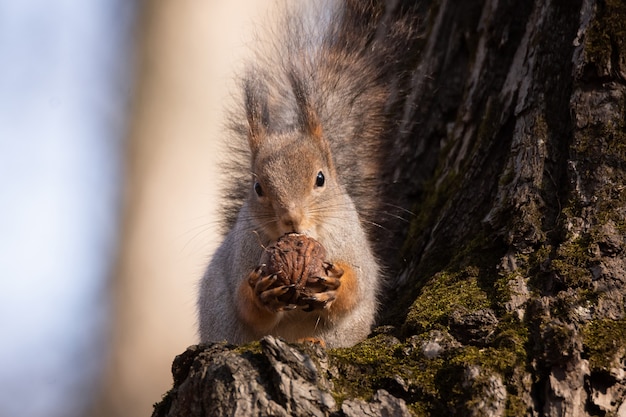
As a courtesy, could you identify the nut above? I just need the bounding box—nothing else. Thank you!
[259,233,327,304]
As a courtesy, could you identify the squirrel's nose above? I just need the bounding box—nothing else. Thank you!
[279,207,303,233]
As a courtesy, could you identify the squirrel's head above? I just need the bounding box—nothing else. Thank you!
[244,73,338,241]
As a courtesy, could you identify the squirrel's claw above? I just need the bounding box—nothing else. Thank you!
[253,273,279,293]
[306,275,341,293]
[300,291,337,311]
[250,268,299,312]
[248,264,267,287]
[323,262,344,278]
[257,283,295,312]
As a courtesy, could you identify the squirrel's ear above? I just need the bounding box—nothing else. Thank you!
[288,69,323,140]
[244,78,269,155]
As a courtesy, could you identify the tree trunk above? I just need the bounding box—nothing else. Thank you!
[152,0,626,415]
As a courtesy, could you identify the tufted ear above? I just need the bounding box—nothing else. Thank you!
[288,68,323,140]
[244,78,270,156]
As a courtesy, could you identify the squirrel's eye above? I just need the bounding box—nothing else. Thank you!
[315,171,325,187]
[254,182,264,197]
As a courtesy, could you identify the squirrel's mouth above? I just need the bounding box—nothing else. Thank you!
[274,213,316,241]
[277,229,317,241]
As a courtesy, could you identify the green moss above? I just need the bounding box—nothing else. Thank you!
[329,334,402,402]
[571,0,626,240]
[329,333,447,414]
[452,346,514,373]
[434,344,527,415]
[573,122,626,163]
[449,327,529,416]
[549,236,593,289]
[403,268,491,335]
[529,245,551,271]
[506,395,529,417]
[329,305,531,415]
[407,402,430,417]
[494,316,530,358]
[584,0,626,76]
[582,318,626,371]
[233,340,262,355]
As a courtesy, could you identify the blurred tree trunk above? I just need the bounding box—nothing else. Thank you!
[152,0,626,416]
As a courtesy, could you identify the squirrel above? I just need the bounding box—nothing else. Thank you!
[198,0,419,348]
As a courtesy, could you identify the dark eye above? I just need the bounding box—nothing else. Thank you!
[254,182,264,197]
[315,171,325,187]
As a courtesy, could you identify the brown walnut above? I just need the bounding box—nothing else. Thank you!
[259,233,329,306]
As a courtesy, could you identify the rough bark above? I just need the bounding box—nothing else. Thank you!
[153,0,626,415]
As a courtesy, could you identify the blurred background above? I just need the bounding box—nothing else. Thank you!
[0,0,278,416]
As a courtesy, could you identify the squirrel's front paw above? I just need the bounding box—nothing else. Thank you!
[248,266,298,312]
[299,262,344,311]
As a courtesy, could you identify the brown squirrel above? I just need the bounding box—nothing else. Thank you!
[198,0,418,348]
